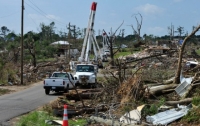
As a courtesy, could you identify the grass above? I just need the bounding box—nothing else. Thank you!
[16,111,57,126]
[181,97,200,124]
[196,49,200,55]
[113,48,140,59]
[69,118,87,126]
[114,51,132,59]
[16,110,87,126]
[181,106,200,124]
[0,88,10,96]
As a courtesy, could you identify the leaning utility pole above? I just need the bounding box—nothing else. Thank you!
[20,0,24,84]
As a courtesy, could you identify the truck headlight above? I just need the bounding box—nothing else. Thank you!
[91,74,96,78]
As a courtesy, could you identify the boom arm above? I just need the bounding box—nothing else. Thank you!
[79,2,97,62]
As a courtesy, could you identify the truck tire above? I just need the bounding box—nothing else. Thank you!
[64,85,69,93]
[94,79,97,88]
[45,89,50,95]
[91,79,97,88]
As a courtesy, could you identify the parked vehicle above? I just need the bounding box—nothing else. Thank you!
[43,71,75,95]
[74,64,98,88]
[104,50,110,56]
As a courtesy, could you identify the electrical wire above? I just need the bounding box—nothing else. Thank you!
[24,0,67,27]
[0,11,20,19]
[25,11,38,29]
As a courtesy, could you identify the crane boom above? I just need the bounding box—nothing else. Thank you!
[79,2,97,62]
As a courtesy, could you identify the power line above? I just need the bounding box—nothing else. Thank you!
[25,11,38,28]
[25,0,67,27]
[0,11,20,18]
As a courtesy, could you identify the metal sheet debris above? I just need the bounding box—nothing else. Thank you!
[119,105,145,124]
[146,104,192,125]
[175,76,193,97]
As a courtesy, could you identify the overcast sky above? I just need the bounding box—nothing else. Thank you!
[1,0,200,37]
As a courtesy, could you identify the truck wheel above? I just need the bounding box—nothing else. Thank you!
[91,82,97,88]
[45,89,50,95]
[64,85,69,93]
[92,84,97,88]
[93,79,97,88]
[64,89,68,93]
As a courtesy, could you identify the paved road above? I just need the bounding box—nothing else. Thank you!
[0,81,59,125]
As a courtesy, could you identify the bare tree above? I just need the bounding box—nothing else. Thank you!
[175,26,184,37]
[103,21,124,66]
[24,31,37,67]
[168,23,174,41]
[174,25,200,84]
[118,29,125,38]
[129,13,143,42]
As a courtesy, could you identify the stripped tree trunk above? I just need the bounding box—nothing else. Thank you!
[174,25,200,84]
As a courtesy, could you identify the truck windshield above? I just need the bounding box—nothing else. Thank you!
[52,73,69,78]
[76,65,94,72]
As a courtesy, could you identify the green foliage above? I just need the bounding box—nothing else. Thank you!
[0,60,17,84]
[16,111,57,126]
[182,106,200,123]
[196,49,200,55]
[119,48,127,52]
[44,45,58,57]
[129,47,141,53]
[16,110,87,126]
[181,97,200,124]
[142,98,165,116]
[114,51,132,59]
[192,88,200,97]
[24,54,32,61]
[68,118,87,126]
[142,104,158,116]
[7,41,20,51]
[192,97,200,106]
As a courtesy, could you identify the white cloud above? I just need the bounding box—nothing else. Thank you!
[135,4,163,15]
[147,26,166,36]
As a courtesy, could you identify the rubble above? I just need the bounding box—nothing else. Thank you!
[6,42,199,125]
[119,105,145,124]
[146,104,192,125]
[175,76,193,97]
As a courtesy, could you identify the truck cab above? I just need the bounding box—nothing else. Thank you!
[74,64,97,88]
[43,71,75,95]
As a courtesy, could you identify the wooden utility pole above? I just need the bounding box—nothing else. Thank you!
[168,23,174,41]
[20,0,24,84]
[67,23,77,63]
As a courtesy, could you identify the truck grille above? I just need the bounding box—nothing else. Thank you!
[79,75,89,80]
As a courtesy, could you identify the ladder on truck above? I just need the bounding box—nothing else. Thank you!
[78,2,102,65]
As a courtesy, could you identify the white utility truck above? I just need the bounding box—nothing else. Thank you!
[74,64,98,88]
[43,71,75,95]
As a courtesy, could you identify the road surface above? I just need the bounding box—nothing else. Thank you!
[0,81,59,125]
